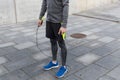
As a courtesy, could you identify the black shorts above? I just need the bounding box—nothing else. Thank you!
[46,21,63,40]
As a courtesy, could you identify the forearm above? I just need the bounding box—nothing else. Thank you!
[61,0,69,28]
[39,0,47,20]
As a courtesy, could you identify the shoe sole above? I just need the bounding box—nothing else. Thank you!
[56,69,68,78]
[44,65,59,70]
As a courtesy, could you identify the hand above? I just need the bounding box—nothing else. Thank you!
[37,19,43,27]
[58,27,67,34]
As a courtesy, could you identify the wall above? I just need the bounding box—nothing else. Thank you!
[0,0,16,24]
[0,0,119,25]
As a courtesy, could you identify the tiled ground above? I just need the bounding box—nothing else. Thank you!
[0,4,120,80]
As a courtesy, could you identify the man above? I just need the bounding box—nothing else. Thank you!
[38,0,69,78]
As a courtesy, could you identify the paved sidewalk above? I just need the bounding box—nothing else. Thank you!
[0,3,120,80]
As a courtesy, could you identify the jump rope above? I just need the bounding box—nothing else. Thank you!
[36,26,43,53]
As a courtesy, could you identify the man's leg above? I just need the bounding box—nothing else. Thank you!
[50,39,58,61]
[51,22,67,66]
[58,39,67,66]
[56,38,68,78]
[43,21,59,70]
[50,22,68,78]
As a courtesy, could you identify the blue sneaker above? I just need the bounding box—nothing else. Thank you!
[43,61,59,70]
[56,66,68,78]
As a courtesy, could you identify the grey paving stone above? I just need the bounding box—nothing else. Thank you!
[5,49,33,61]
[66,60,85,76]
[41,50,52,57]
[107,34,120,39]
[66,52,77,60]
[0,35,8,41]
[3,57,36,72]
[30,72,56,80]
[75,64,108,80]
[32,52,49,61]
[91,45,113,57]
[75,53,101,65]
[10,27,25,31]
[98,75,116,80]
[21,29,34,33]
[22,61,47,77]
[24,32,35,36]
[0,49,9,56]
[90,43,100,47]
[65,74,82,80]
[14,42,35,50]
[107,65,120,80]
[118,39,120,41]
[0,42,15,48]
[0,40,2,43]
[105,28,119,34]
[8,36,17,40]
[68,27,89,33]
[95,55,120,70]
[66,44,75,50]
[111,49,120,58]
[25,37,36,43]
[67,39,89,48]
[98,37,115,43]
[36,42,51,51]
[0,37,12,42]
[0,30,10,35]
[67,24,83,31]
[0,65,8,76]
[86,35,99,40]
[105,41,120,51]
[4,32,19,36]
[38,38,49,44]
[70,46,92,56]
[4,37,18,42]
[26,46,41,54]
[84,40,106,49]
[12,37,31,44]
[0,70,29,80]
[0,57,7,65]
[66,38,80,45]
[81,31,93,35]
[2,46,18,54]
[89,28,102,33]
[0,31,5,34]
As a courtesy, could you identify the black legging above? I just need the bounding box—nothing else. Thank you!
[50,39,67,66]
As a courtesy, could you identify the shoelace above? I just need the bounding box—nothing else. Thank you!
[59,67,65,72]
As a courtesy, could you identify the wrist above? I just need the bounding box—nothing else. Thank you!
[39,16,44,21]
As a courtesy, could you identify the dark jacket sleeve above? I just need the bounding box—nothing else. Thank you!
[61,0,69,28]
[39,0,47,20]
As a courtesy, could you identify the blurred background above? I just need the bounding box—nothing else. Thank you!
[0,0,119,25]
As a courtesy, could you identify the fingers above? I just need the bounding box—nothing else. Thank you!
[38,22,40,27]
[58,30,61,34]
[37,20,43,27]
[61,31,64,34]
[58,29,64,35]
[58,29,63,35]
[38,23,42,27]
[58,27,66,35]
